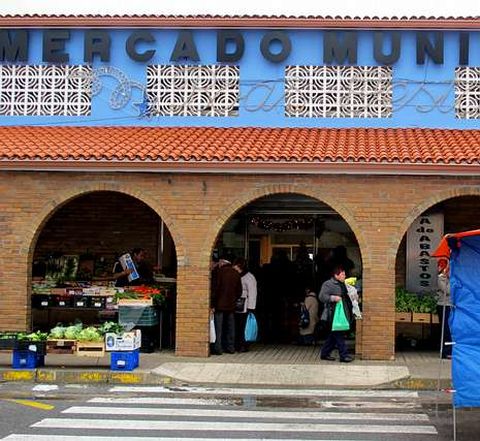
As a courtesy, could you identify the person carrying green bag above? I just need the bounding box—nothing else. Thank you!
[318,265,354,363]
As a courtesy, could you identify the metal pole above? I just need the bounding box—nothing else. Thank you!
[453,403,457,441]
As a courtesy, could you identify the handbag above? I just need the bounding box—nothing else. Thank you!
[209,313,216,343]
[332,301,350,331]
[244,312,258,342]
[235,297,246,313]
[299,302,310,328]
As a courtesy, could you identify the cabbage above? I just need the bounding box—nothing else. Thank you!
[49,325,66,339]
[77,327,102,342]
[64,324,82,340]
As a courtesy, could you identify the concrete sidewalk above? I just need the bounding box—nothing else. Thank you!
[0,346,451,390]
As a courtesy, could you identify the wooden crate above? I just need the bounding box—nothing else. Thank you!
[76,341,105,357]
[431,313,440,324]
[395,312,412,323]
[47,339,76,354]
[412,313,431,323]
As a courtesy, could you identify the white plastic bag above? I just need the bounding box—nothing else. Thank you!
[209,313,216,343]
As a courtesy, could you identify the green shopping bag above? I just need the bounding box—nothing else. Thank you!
[332,301,350,331]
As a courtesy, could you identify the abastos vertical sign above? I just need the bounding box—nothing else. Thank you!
[406,213,444,293]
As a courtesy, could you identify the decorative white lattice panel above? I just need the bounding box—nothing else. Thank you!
[285,65,392,118]
[146,65,239,117]
[0,65,92,116]
[455,67,480,119]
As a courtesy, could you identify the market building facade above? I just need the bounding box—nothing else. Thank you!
[1,15,480,359]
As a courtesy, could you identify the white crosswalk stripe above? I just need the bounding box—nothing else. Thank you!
[1,387,439,440]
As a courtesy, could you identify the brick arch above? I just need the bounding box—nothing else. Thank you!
[202,184,367,268]
[22,182,185,270]
[390,186,480,262]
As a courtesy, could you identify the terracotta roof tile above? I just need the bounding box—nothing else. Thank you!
[1,126,480,168]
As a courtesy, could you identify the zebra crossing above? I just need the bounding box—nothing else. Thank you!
[1,386,439,440]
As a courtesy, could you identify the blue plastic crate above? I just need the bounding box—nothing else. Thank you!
[110,349,139,371]
[12,350,44,369]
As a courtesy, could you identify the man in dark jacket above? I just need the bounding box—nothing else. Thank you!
[318,265,354,363]
[211,255,242,355]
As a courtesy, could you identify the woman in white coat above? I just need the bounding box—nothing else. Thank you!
[233,257,258,352]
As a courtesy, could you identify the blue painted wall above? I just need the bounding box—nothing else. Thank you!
[2,28,480,129]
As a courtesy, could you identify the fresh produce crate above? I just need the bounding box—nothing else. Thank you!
[31,294,51,308]
[76,341,105,357]
[395,312,412,323]
[47,339,77,354]
[12,350,45,369]
[14,340,47,355]
[110,349,139,371]
[119,306,159,327]
[0,333,17,350]
[431,313,440,324]
[412,313,431,323]
[52,295,73,307]
[73,296,89,308]
[88,296,107,309]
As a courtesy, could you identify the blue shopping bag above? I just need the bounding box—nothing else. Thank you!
[244,312,258,342]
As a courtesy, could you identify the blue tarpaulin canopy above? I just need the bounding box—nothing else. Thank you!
[433,230,480,408]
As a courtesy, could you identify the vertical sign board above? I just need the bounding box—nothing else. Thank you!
[406,213,444,293]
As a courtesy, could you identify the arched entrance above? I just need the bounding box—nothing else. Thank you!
[394,195,480,354]
[30,191,177,350]
[212,193,362,352]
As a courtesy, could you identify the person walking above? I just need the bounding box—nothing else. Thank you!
[436,258,452,359]
[298,287,319,345]
[211,254,242,355]
[318,265,354,363]
[233,257,257,352]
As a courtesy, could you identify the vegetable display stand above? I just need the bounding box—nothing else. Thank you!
[76,341,105,357]
[47,339,77,354]
[0,334,17,350]
[14,340,47,356]
[395,312,412,323]
[412,313,431,323]
[110,349,139,371]
[12,350,45,369]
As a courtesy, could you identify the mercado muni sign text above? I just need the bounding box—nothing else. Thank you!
[0,29,475,65]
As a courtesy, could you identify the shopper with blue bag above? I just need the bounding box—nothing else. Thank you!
[244,311,258,342]
[318,265,354,363]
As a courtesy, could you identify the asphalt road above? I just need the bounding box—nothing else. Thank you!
[0,383,477,440]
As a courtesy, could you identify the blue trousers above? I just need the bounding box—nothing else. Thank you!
[214,311,235,354]
[321,331,349,359]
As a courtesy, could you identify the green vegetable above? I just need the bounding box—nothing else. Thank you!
[64,324,83,340]
[98,321,124,335]
[395,287,437,313]
[49,325,66,339]
[77,327,102,342]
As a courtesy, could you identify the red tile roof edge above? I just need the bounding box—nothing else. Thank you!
[0,126,479,176]
[0,15,479,29]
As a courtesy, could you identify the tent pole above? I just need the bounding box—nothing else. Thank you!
[436,303,447,417]
[453,403,457,441]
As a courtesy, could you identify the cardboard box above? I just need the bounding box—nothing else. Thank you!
[119,253,140,283]
[105,330,142,352]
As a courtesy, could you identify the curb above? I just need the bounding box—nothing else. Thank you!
[0,368,174,385]
[0,368,451,390]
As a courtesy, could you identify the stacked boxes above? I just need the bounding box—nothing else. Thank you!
[105,330,142,371]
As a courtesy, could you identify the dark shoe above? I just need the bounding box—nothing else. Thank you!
[320,355,335,361]
[225,349,235,354]
[239,347,249,353]
[340,356,354,363]
[211,350,223,355]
